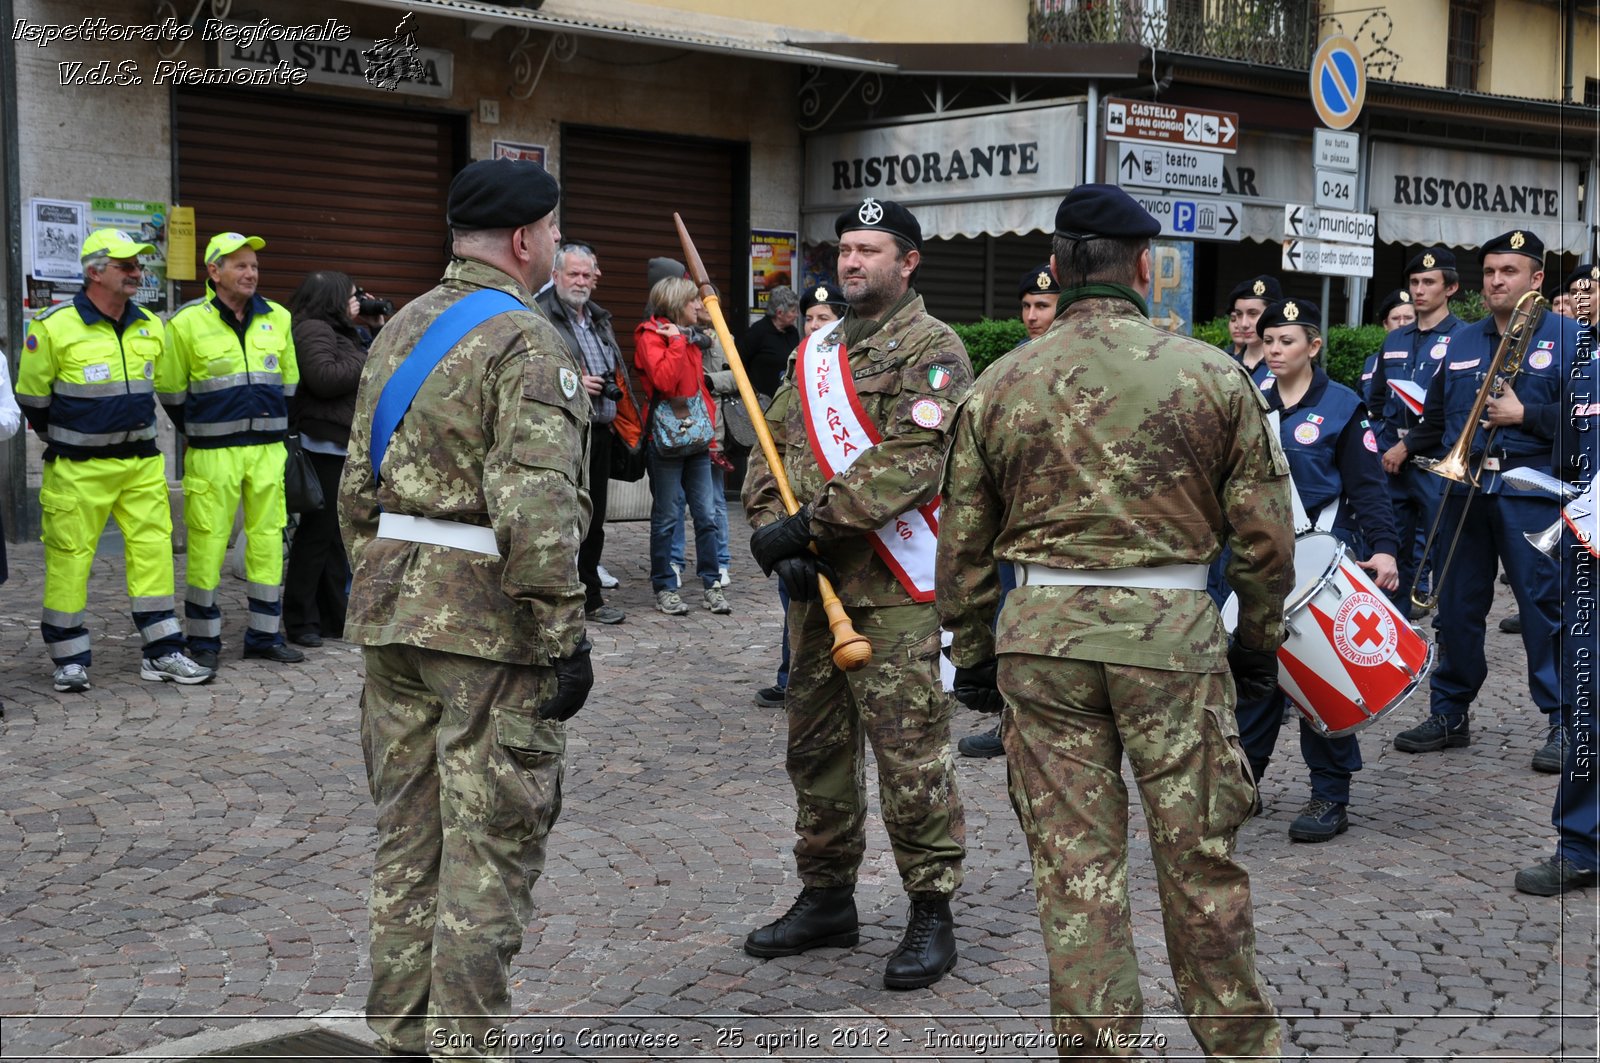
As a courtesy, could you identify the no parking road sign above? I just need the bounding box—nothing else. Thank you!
[1310,36,1366,131]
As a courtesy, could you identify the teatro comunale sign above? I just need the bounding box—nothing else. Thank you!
[801,101,1085,243]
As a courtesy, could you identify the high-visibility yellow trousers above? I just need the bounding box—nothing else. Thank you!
[183,442,288,652]
[39,454,181,666]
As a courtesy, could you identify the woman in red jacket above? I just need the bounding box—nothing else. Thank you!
[634,277,731,616]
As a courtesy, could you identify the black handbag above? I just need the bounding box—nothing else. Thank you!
[284,434,326,514]
[608,425,647,483]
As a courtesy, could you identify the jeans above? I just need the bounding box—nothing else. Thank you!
[648,448,720,593]
[672,462,731,572]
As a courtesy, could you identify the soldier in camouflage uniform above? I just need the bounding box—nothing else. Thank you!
[937,185,1292,1058]
[742,197,970,990]
[339,159,593,1060]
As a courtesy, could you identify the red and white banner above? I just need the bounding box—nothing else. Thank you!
[795,319,940,601]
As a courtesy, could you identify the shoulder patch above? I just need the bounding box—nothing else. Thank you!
[522,353,589,418]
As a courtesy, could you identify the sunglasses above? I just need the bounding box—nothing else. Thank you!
[108,260,143,274]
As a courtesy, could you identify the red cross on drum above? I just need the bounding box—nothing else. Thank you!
[1273,533,1437,738]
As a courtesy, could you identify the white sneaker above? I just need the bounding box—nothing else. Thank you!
[52,663,90,692]
[716,566,732,588]
[140,651,216,685]
[597,564,619,589]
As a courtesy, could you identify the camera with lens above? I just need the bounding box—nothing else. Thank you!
[601,379,624,401]
[355,289,395,317]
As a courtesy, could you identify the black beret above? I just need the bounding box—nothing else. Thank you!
[1227,275,1282,306]
[1258,297,1321,334]
[1566,263,1600,291]
[1479,229,1545,264]
[1376,289,1413,322]
[447,159,560,230]
[799,282,847,313]
[835,197,922,250]
[1053,183,1160,240]
[1018,263,1062,299]
[1406,246,1456,275]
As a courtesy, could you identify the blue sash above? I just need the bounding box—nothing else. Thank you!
[369,289,523,480]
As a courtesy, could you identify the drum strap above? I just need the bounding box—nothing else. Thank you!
[1268,411,1339,536]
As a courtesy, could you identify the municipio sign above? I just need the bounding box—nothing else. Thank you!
[1104,97,1239,154]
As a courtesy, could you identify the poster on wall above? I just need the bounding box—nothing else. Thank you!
[750,229,798,313]
[491,141,547,165]
[28,198,88,283]
[89,198,170,313]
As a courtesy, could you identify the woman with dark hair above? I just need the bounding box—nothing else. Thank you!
[284,270,368,646]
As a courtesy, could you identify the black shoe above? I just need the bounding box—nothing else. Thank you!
[243,643,306,664]
[1532,723,1569,774]
[754,685,787,707]
[1499,614,1523,634]
[957,725,1004,759]
[884,892,958,990]
[1393,714,1470,753]
[1288,798,1349,842]
[289,631,324,647]
[189,649,219,671]
[1515,854,1599,896]
[743,886,858,957]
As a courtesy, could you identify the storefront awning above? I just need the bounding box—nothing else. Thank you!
[339,0,898,71]
[801,101,1084,244]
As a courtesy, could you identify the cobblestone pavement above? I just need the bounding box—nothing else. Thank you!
[0,519,1595,1061]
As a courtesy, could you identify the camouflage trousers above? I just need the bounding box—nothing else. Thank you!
[784,600,965,895]
[1000,653,1282,1061]
[361,643,566,1061]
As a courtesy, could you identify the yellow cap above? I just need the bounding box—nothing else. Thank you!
[81,228,155,262]
[204,231,266,264]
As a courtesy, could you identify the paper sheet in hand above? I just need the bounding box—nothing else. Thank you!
[1387,378,1427,416]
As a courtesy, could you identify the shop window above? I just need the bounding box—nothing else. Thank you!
[1446,0,1485,91]
[1586,77,1600,107]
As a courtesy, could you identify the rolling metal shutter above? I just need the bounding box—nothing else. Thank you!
[174,90,462,309]
[557,125,748,331]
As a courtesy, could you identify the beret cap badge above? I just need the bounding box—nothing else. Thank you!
[1252,279,1266,296]
[1400,291,1411,301]
[1036,271,1051,289]
[1511,231,1526,250]
[1422,253,1435,268]
[1284,301,1300,321]
[857,198,884,225]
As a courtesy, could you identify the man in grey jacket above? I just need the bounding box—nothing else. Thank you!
[536,242,630,625]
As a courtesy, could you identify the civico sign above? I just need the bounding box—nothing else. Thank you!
[1129,192,1242,242]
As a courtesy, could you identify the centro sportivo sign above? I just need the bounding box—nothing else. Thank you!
[803,103,1083,241]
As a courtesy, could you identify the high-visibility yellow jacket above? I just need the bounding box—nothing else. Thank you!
[160,292,299,449]
[16,293,164,461]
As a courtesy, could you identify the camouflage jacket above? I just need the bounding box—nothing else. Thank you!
[339,259,591,664]
[936,295,1294,672]
[742,291,973,607]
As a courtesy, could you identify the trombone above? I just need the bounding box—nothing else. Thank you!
[1408,290,1548,614]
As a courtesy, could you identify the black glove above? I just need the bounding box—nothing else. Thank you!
[751,504,815,574]
[538,638,594,722]
[953,660,1004,715]
[773,553,838,603]
[1228,640,1280,705]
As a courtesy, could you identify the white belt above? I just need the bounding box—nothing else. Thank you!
[376,513,501,558]
[1012,562,1208,591]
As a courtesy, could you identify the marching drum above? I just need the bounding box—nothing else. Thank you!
[1274,533,1436,737]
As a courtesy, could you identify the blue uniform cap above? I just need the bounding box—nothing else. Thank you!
[1259,297,1322,333]
[799,282,846,313]
[1227,275,1282,307]
[1376,288,1412,321]
[1018,263,1062,299]
[1479,229,1545,264]
[1405,246,1456,276]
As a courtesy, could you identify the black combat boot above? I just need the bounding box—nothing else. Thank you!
[883,892,957,989]
[743,886,859,957]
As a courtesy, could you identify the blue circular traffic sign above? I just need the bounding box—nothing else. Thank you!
[1310,36,1366,130]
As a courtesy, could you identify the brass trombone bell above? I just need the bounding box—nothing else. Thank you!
[1525,519,1564,558]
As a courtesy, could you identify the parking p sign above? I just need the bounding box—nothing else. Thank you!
[1310,36,1366,131]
